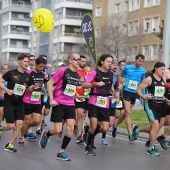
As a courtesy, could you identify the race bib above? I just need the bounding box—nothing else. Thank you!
[154,86,165,97]
[128,80,138,90]
[96,96,107,108]
[13,84,26,96]
[84,88,91,95]
[31,91,41,101]
[111,96,116,104]
[63,84,76,97]
[116,101,123,108]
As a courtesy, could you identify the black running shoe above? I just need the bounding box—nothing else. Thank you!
[4,143,17,152]
[112,128,117,138]
[157,136,168,150]
[91,139,96,149]
[85,145,96,156]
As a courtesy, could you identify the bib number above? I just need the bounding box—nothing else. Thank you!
[116,101,123,108]
[128,80,138,90]
[31,91,41,101]
[154,86,165,97]
[96,96,107,108]
[63,84,76,97]
[13,84,26,96]
[84,88,91,95]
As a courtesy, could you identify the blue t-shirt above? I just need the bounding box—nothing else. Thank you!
[121,64,146,93]
[113,74,119,89]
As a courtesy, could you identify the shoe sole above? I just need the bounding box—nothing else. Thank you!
[130,124,138,141]
[39,130,47,149]
[147,152,160,157]
[56,157,71,161]
[157,138,168,150]
[76,140,84,144]
[85,151,96,156]
[4,148,17,152]
[18,143,24,146]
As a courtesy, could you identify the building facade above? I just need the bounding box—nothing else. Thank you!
[0,0,31,67]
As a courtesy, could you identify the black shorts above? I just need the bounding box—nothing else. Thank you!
[85,100,88,111]
[41,95,51,109]
[3,100,25,123]
[123,90,137,105]
[0,100,4,107]
[161,102,170,117]
[50,104,76,123]
[145,101,161,122]
[88,103,109,122]
[110,108,116,116]
[24,103,42,115]
[75,100,85,110]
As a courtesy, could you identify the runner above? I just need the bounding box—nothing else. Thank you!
[19,57,46,146]
[111,60,126,138]
[101,59,119,145]
[75,55,87,144]
[39,52,80,161]
[82,54,114,156]
[130,62,166,156]
[121,54,146,140]
[0,64,9,125]
[0,54,31,152]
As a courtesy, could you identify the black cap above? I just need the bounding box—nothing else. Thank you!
[151,62,165,73]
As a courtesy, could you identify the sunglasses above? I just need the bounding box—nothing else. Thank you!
[30,59,35,61]
[71,58,80,61]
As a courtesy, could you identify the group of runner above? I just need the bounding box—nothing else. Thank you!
[0,52,170,161]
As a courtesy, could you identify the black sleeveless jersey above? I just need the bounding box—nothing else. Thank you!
[147,74,165,109]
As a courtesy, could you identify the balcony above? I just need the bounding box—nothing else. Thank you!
[55,0,93,10]
[2,45,30,53]
[53,32,85,43]
[2,31,30,40]
[3,18,31,27]
[55,15,82,26]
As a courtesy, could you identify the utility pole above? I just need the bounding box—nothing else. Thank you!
[162,0,170,66]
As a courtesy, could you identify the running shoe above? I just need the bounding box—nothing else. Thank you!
[4,143,17,152]
[85,145,96,156]
[112,126,117,138]
[76,134,84,144]
[27,132,37,139]
[39,130,48,149]
[147,147,160,157]
[18,137,24,146]
[58,131,62,138]
[129,124,139,141]
[145,140,150,147]
[100,138,108,145]
[36,129,42,136]
[24,130,28,138]
[57,152,71,161]
[157,136,168,150]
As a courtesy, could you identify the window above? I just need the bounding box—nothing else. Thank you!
[144,0,151,7]
[153,0,160,5]
[143,45,149,60]
[115,3,121,14]
[95,7,102,17]
[151,45,158,60]
[143,17,159,34]
[129,0,140,11]
[128,20,139,36]
[18,1,24,6]
[124,1,128,12]
[95,29,101,38]
[127,46,138,61]
[142,44,158,60]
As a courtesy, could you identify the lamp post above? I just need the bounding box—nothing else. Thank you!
[162,0,170,66]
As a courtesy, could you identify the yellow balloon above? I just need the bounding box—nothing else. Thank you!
[33,8,54,33]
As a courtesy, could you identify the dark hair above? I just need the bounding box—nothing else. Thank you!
[28,55,35,59]
[39,55,47,58]
[1,64,8,69]
[118,60,126,66]
[135,53,145,60]
[97,54,113,67]
[80,55,86,59]
[36,57,47,65]
[18,54,29,61]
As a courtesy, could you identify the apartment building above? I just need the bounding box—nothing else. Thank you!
[30,0,93,66]
[93,0,166,71]
[0,0,31,67]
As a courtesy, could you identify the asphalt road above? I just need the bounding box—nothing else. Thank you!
[0,119,170,170]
